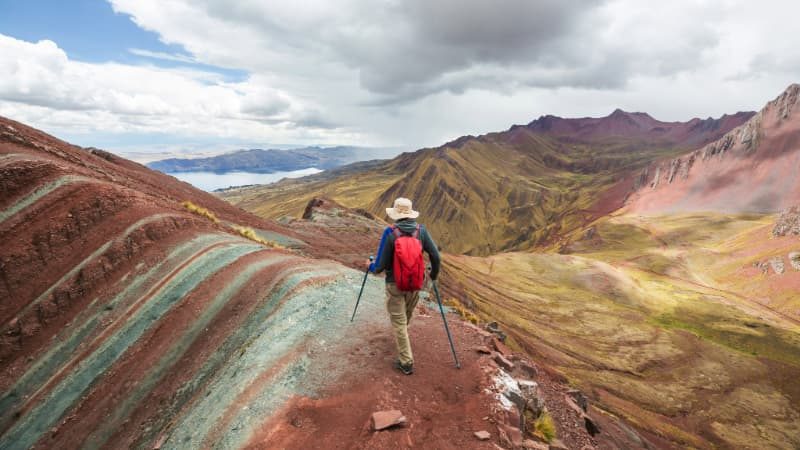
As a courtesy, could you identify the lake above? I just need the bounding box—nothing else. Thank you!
[167,168,323,191]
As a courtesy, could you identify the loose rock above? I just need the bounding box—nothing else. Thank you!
[769,256,785,274]
[519,360,539,378]
[473,345,493,354]
[491,337,513,357]
[523,439,549,450]
[773,206,800,236]
[474,430,491,440]
[485,321,508,342]
[566,389,588,412]
[789,252,800,271]
[494,353,515,371]
[371,410,407,431]
[498,424,523,447]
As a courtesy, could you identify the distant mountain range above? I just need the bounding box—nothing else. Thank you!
[147,146,398,173]
[222,107,754,255]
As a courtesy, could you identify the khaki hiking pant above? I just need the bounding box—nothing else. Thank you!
[385,282,420,366]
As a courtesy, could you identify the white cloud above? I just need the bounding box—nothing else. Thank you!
[128,48,198,64]
[1,1,799,151]
[0,33,358,149]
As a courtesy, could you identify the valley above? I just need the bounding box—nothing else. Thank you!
[220,85,800,448]
[443,212,800,448]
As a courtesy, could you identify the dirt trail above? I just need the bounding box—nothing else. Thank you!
[248,290,497,450]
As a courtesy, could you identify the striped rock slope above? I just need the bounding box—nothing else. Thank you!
[0,117,387,449]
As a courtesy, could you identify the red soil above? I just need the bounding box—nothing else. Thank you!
[247,306,600,450]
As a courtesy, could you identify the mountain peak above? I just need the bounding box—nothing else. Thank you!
[608,108,628,117]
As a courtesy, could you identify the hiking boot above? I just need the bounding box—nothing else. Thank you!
[394,360,414,375]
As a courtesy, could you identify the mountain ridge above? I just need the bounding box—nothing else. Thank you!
[147,146,396,174]
[625,84,800,213]
[222,107,753,255]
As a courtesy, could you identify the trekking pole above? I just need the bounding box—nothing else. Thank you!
[350,255,374,322]
[432,280,461,369]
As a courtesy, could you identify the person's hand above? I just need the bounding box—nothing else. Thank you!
[366,259,373,272]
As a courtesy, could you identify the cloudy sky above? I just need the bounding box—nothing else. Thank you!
[1,0,798,155]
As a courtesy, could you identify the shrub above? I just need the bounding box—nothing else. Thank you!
[444,298,480,324]
[182,201,218,223]
[534,411,557,443]
[233,226,282,248]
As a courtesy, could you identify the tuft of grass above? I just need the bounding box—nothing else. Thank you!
[233,225,283,248]
[182,200,219,223]
[444,298,480,324]
[533,410,557,443]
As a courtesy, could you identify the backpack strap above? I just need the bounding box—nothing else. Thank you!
[392,224,422,240]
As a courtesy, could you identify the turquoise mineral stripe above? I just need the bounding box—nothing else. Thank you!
[0,234,236,430]
[83,254,291,449]
[165,269,342,448]
[0,175,92,224]
[0,242,263,450]
[1,213,177,332]
[136,268,331,447]
[209,273,386,449]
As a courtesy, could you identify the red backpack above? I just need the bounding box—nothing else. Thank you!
[392,225,425,291]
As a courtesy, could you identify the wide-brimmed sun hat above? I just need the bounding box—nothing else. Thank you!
[386,197,419,220]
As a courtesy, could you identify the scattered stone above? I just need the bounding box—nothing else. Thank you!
[753,260,768,274]
[523,440,549,450]
[498,424,523,447]
[152,434,167,450]
[566,389,588,412]
[564,394,601,437]
[473,345,493,354]
[485,321,508,342]
[371,410,407,431]
[773,206,800,236]
[769,256,785,274]
[497,425,511,448]
[518,380,544,417]
[474,430,491,440]
[504,407,522,430]
[584,414,601,437]
[492,337,513,357]
[466,321,495,337]
[564,395,584,416]
[549,439,569,450]
[494,353,515,371]
[519,360,539,378]
[789,252,800,271]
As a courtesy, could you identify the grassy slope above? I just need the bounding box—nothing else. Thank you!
[221,128,690,256]
[442,213,800,449]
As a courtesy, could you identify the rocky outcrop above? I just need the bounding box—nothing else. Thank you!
[627,84,800,214]
[790,252,800,271]
[774,206,800,236]
[769,256,786,275]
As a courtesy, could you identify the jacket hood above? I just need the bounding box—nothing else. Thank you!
[394,219,419,234]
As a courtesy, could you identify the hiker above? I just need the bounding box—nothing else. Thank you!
[369,197,441,375]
